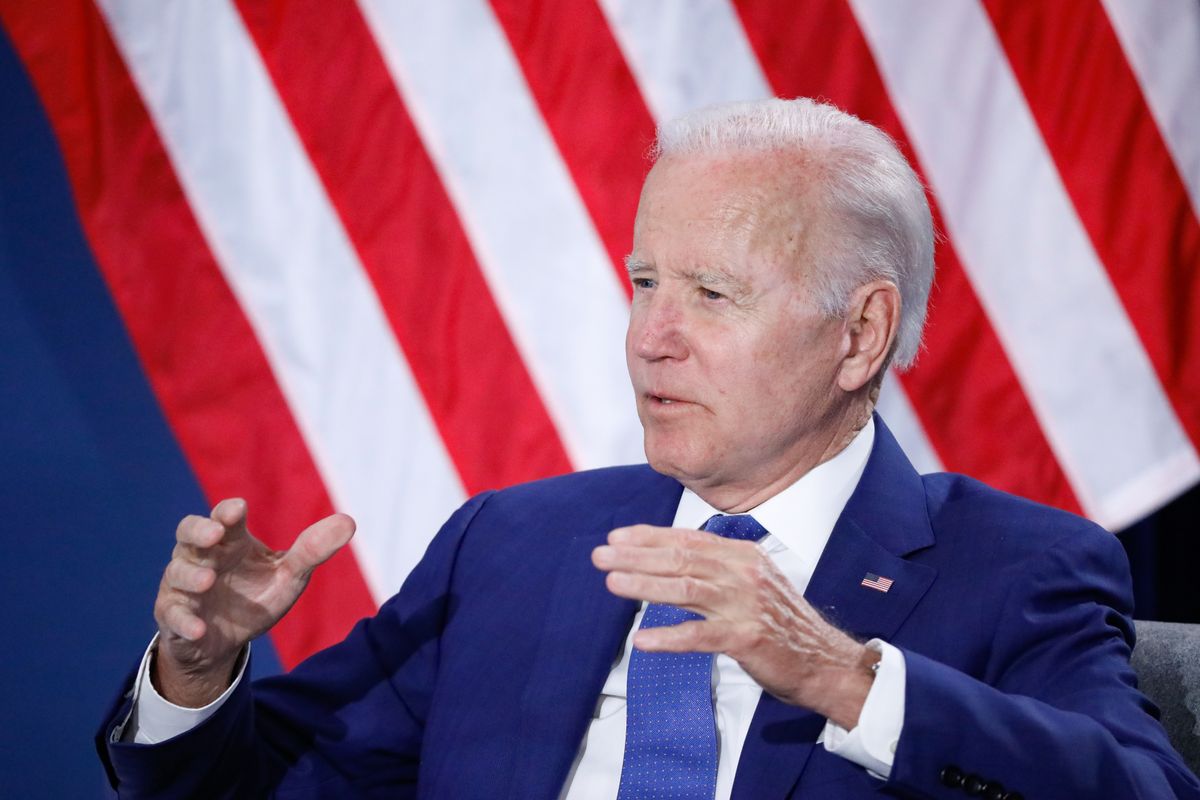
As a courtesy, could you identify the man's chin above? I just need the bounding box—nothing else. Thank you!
[643,444,712,487]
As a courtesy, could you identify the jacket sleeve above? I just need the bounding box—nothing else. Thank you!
[886,526,1200,800]
[95,491,494,799]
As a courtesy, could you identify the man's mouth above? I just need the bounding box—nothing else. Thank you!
[648,393,685,406]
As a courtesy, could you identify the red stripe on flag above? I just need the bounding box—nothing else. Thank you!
[734,0,1083,513]
[489,0,657,297]
[234,0,574,493]
[984,0,1200,450]
[0,0,375,667]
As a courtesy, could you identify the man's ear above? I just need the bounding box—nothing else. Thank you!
[837,280,901,392]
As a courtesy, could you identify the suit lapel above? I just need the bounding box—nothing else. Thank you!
[732,417,937,799]
[511,468,683,800]
[804,516,936,642]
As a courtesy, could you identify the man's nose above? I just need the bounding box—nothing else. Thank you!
[629,294,688,361]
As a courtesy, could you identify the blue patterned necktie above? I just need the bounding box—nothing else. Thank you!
[616,514,768,800]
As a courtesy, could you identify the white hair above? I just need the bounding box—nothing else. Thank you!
[654,97,934,369]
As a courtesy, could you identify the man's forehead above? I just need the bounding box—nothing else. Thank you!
[632,155,823,275]
[638,153,820,227]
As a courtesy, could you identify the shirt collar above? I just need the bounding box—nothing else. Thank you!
[671,418,875,568]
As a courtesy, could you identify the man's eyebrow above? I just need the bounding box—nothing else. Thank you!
[625,256,653,276]
[624,258,749,296]
[680,267,752,300]
[683,267,739,287]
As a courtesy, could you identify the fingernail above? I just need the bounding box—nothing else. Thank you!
[609,528,630,543]
[593,545,614,566]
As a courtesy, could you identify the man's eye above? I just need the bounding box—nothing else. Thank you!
[632,277,656,290]
[701,288,724,301]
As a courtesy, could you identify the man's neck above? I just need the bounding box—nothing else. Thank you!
[693,403,874,513]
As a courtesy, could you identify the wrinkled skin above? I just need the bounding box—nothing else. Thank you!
[153,498,354,707]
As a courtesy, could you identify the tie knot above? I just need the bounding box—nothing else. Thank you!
[701,513,767,542]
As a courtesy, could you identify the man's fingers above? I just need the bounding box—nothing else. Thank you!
[164,558,216,594]
[157,601,207,642]
[283,513,356,577]
[593,542,740,578]
[210,497,250,542]
[605,570,723,612]
[176,514,225,549]
[633,619,724,653]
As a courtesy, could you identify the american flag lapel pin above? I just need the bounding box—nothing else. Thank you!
[860,572,894,593]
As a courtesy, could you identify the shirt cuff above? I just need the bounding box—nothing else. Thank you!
[820,639,905,779]
[119,634,249,744]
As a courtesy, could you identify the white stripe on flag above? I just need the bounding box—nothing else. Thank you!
[97,0,467,601]
[357,0,643,471]
[850,0,1200,528]
[596,0,772,121]
[1102,0,1200,220]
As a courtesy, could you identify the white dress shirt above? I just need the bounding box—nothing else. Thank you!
[115,634,248,744]
[122,419,905,796]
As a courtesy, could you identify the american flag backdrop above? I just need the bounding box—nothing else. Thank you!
[0,2,1197,793]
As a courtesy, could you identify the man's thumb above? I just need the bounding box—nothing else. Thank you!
[286,513,356,577]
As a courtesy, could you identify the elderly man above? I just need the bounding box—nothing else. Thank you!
[99,98,1199,799]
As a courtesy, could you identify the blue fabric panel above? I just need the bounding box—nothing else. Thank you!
[0,21,282,799]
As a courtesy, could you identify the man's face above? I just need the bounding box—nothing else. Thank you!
[625,153,849,505]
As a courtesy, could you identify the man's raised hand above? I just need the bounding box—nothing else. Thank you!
[152,498,355,707]
[592,524,877,730]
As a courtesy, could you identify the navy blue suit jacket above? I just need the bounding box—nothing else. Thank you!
[99,418,1200,798]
